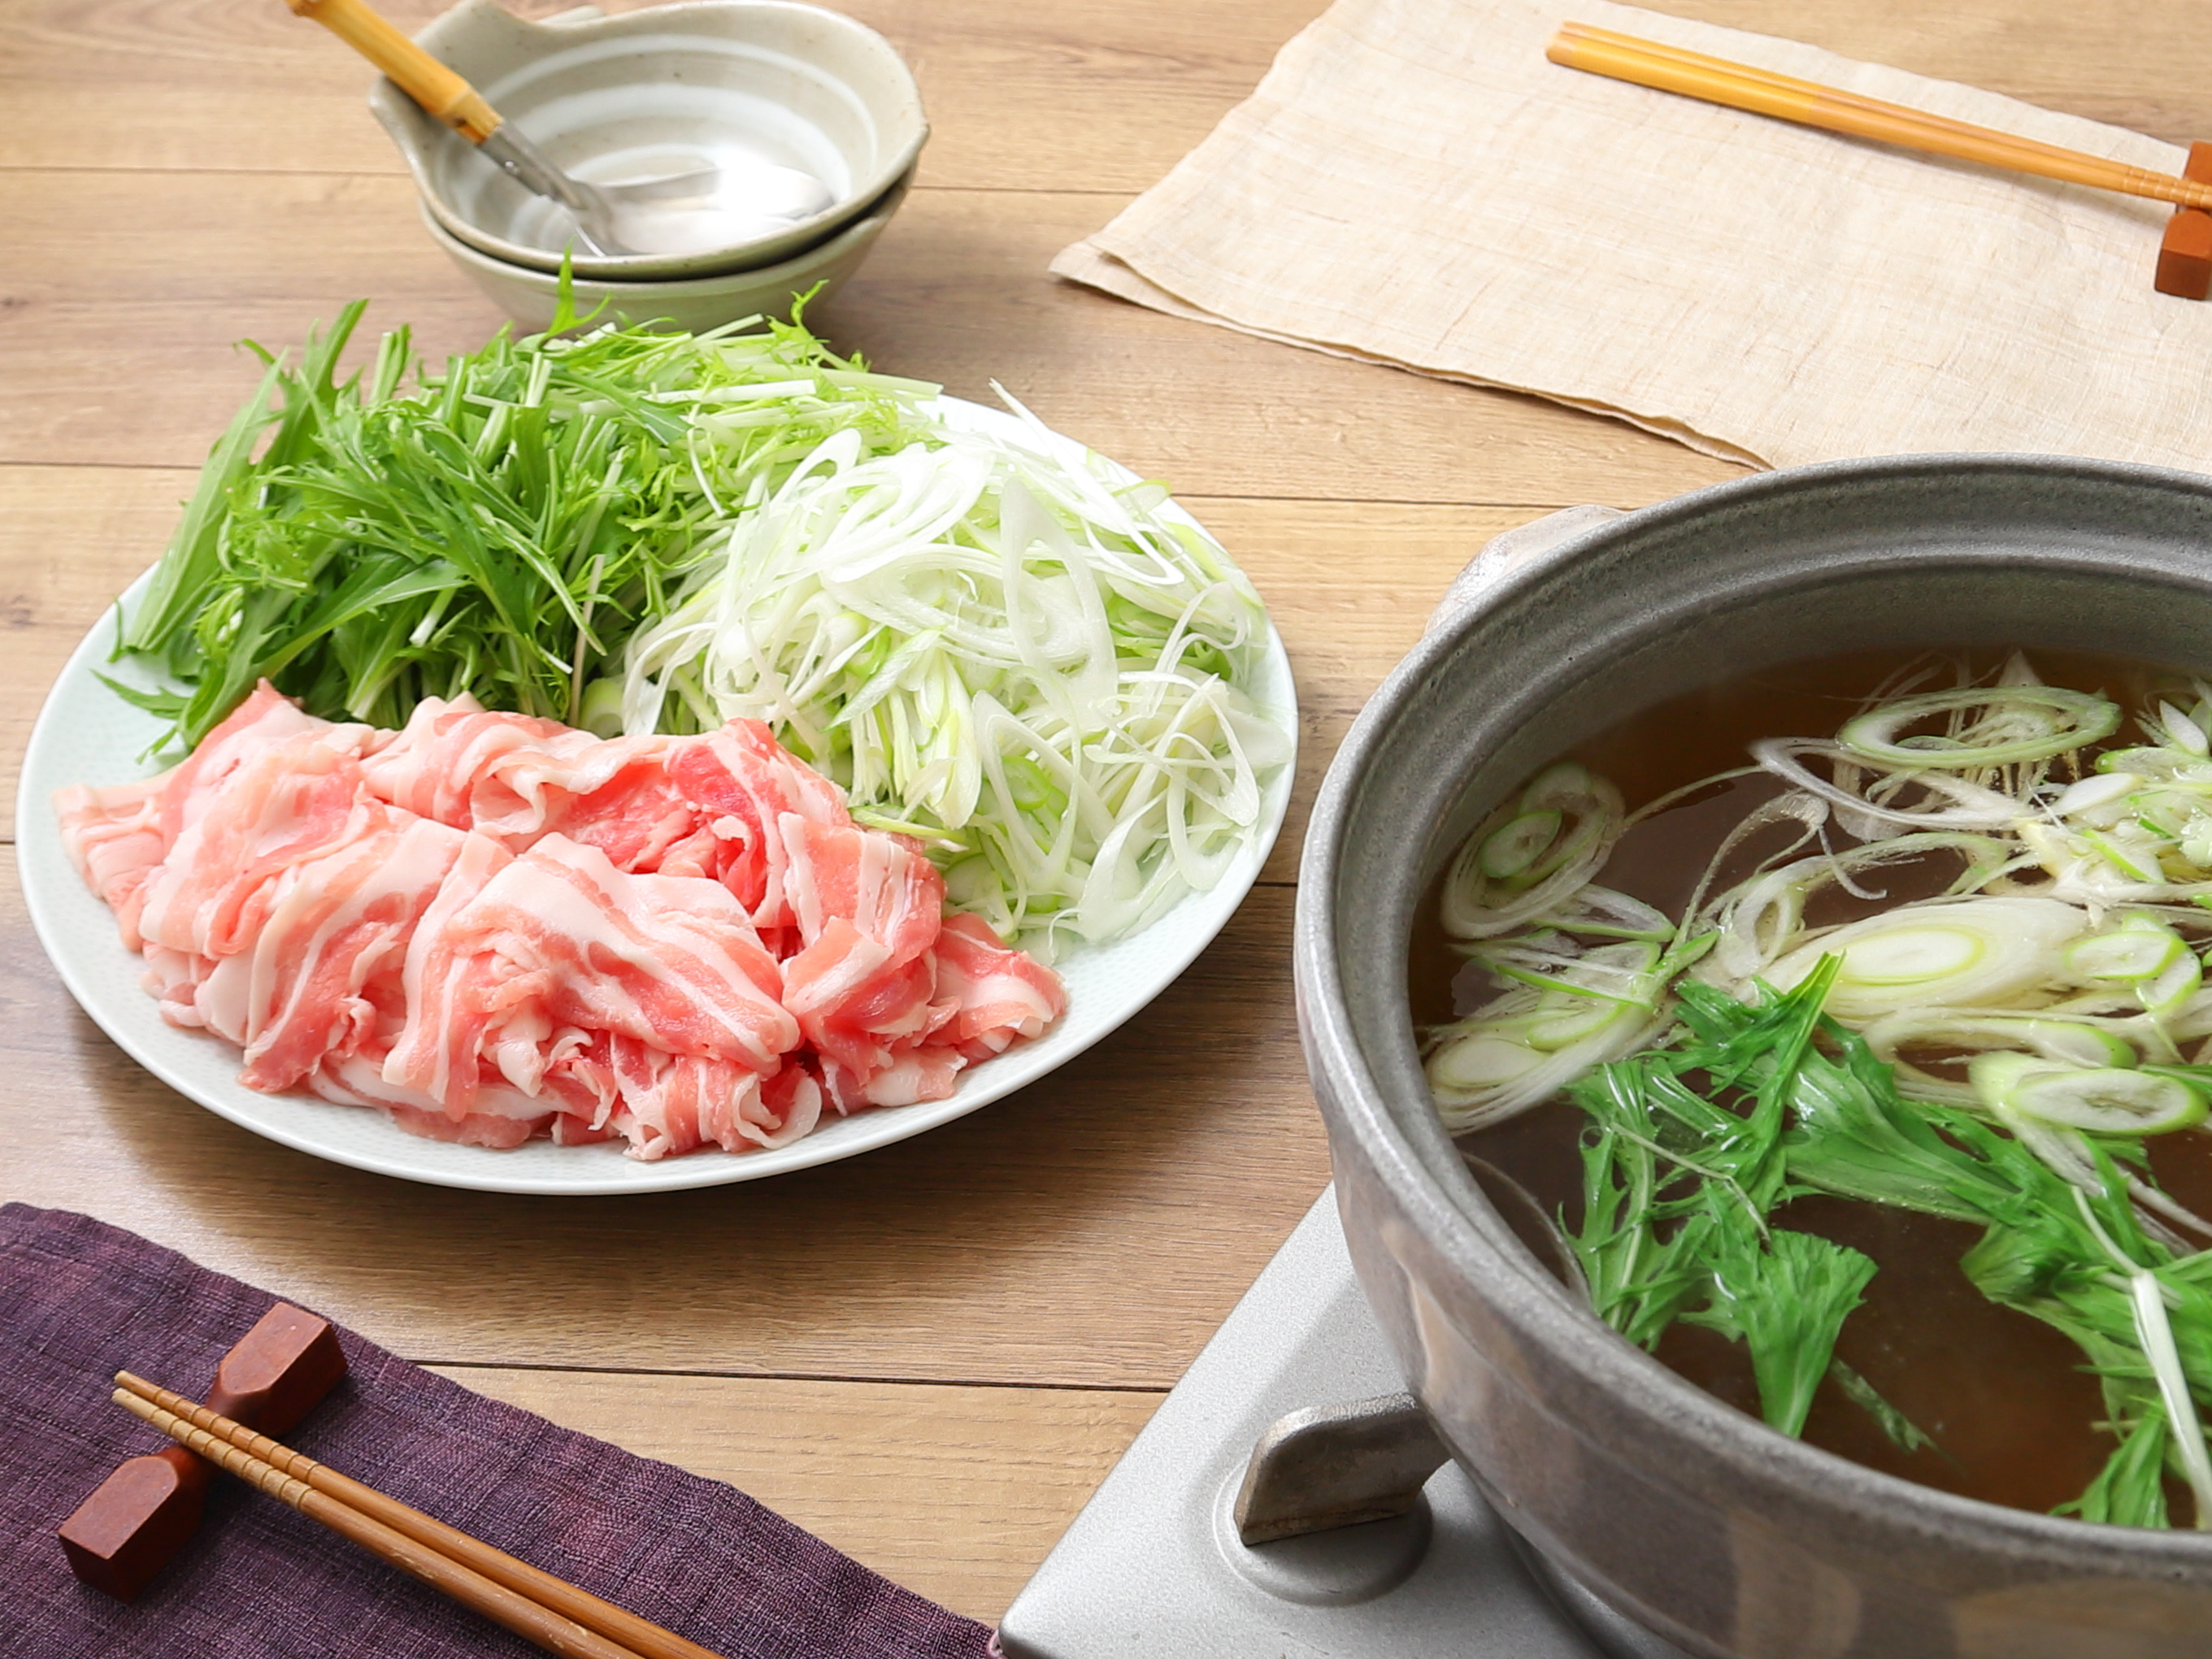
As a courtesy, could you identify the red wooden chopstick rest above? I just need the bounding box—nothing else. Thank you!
[2156,142,2212,300]
[59,1301,348,1599]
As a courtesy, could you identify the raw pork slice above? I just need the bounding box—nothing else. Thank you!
[56,684,1069,1160]
[931,912,1069,1058]
[384,836,807,1157]
[54,683,367,950]
[362,695,703,874]
[131,730,380,962]
[193,814,471,1092]
[667,721,850,932]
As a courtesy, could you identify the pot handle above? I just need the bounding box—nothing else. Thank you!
[1231,1391,1449,1546]
[1426,504,1627,635]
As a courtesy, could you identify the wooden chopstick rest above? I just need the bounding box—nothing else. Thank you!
[60,1304,347,1600]
[111,1375,724,1659]
[2156,142,2212,301]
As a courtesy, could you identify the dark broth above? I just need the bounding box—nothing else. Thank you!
[1411,647,2212,1517]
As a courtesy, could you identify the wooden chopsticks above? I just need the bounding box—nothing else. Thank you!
[111,1372,724,1659]
[1548,22,2212,214]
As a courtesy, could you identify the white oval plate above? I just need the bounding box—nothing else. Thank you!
[16,401,1297,1194]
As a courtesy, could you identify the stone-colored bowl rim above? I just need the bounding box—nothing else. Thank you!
[1295,451,2212,1581]
[372,0,928,281]
[418,163,907,301]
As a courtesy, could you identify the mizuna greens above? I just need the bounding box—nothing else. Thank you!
[110,302,1288,955]
[118,297,929,744]
[1425,657,2212,1527]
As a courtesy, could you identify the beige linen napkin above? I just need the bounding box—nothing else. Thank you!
[1053,0,2212,469]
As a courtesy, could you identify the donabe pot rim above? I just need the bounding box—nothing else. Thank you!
[1296,450,2212,1573]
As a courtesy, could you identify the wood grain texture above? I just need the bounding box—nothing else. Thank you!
[0,0,1326,190]
[0,172,1740,504]
[421,1367,1160,1622]
[2,0,2192,1620]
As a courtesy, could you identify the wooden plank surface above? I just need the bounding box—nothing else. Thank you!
[6,0,2201,1630]
[0,172,1742,505]
[424,1367,1161,1622]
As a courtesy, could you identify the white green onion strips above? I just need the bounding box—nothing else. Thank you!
[1837,684,2119,769]
[619,404,1291,957]
[1428,658,2212,1222]
[1862,1012,2133,1107]
[1749,740,2023,832]
[1425,932,1671,1131]
[1441,763,1625,940]
[1704,832,2012,986]
[1970,1051,2207,1137]
[1762,897,2087,1023]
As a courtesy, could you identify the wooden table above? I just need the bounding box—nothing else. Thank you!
[4,0,2208,1626]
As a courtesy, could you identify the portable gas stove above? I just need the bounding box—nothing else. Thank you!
[996,1189,1692,1659]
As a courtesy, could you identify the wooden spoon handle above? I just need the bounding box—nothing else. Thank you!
[286,0,502,143]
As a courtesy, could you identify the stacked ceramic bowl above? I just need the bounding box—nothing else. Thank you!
[373,0,927,333]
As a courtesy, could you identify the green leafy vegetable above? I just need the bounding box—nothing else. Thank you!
[1828,1359,1938,1457]
[1685,1223,1875,1438]
[123,302,930,745]
[1559,957,2212,1522]
[1568,966,1881,1434]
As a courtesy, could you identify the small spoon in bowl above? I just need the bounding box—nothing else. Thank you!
[288,0,837,258]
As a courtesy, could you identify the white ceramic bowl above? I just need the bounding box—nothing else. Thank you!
[372,0,927,281]
[424,166,906,332]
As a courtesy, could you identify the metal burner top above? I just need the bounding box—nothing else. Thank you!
[997,1190,1691,1659]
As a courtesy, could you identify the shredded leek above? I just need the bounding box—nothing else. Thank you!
[1837,684,2119,769]
[616,397,1289,955]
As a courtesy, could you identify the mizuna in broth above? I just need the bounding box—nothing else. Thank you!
[1418,649,2212,1528]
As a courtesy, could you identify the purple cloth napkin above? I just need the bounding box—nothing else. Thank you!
[0,1204,995,1659]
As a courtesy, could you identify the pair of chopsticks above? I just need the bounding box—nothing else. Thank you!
[1548,22,2212,214]
[111,1374,721,1659]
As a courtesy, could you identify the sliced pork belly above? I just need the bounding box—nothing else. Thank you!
[778,817,950,1082]
[385,836,798,1126]
[147,682,363,851]
[378,831,514,1110]
[667,720,850,928]
[311,1050,558,1150]
[54,775,166,948]
[59,684,1071,1160]
[931,912,1069,1058]
[359,696,578,827]
[56,681,364,950]
[181,814,471,1092]
[132,731,381,962]
[140,945,215,1030]
[362,696,706,873]
[456,839,795,1066]
[591,1035,824,1158]
[472,733,698,870]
